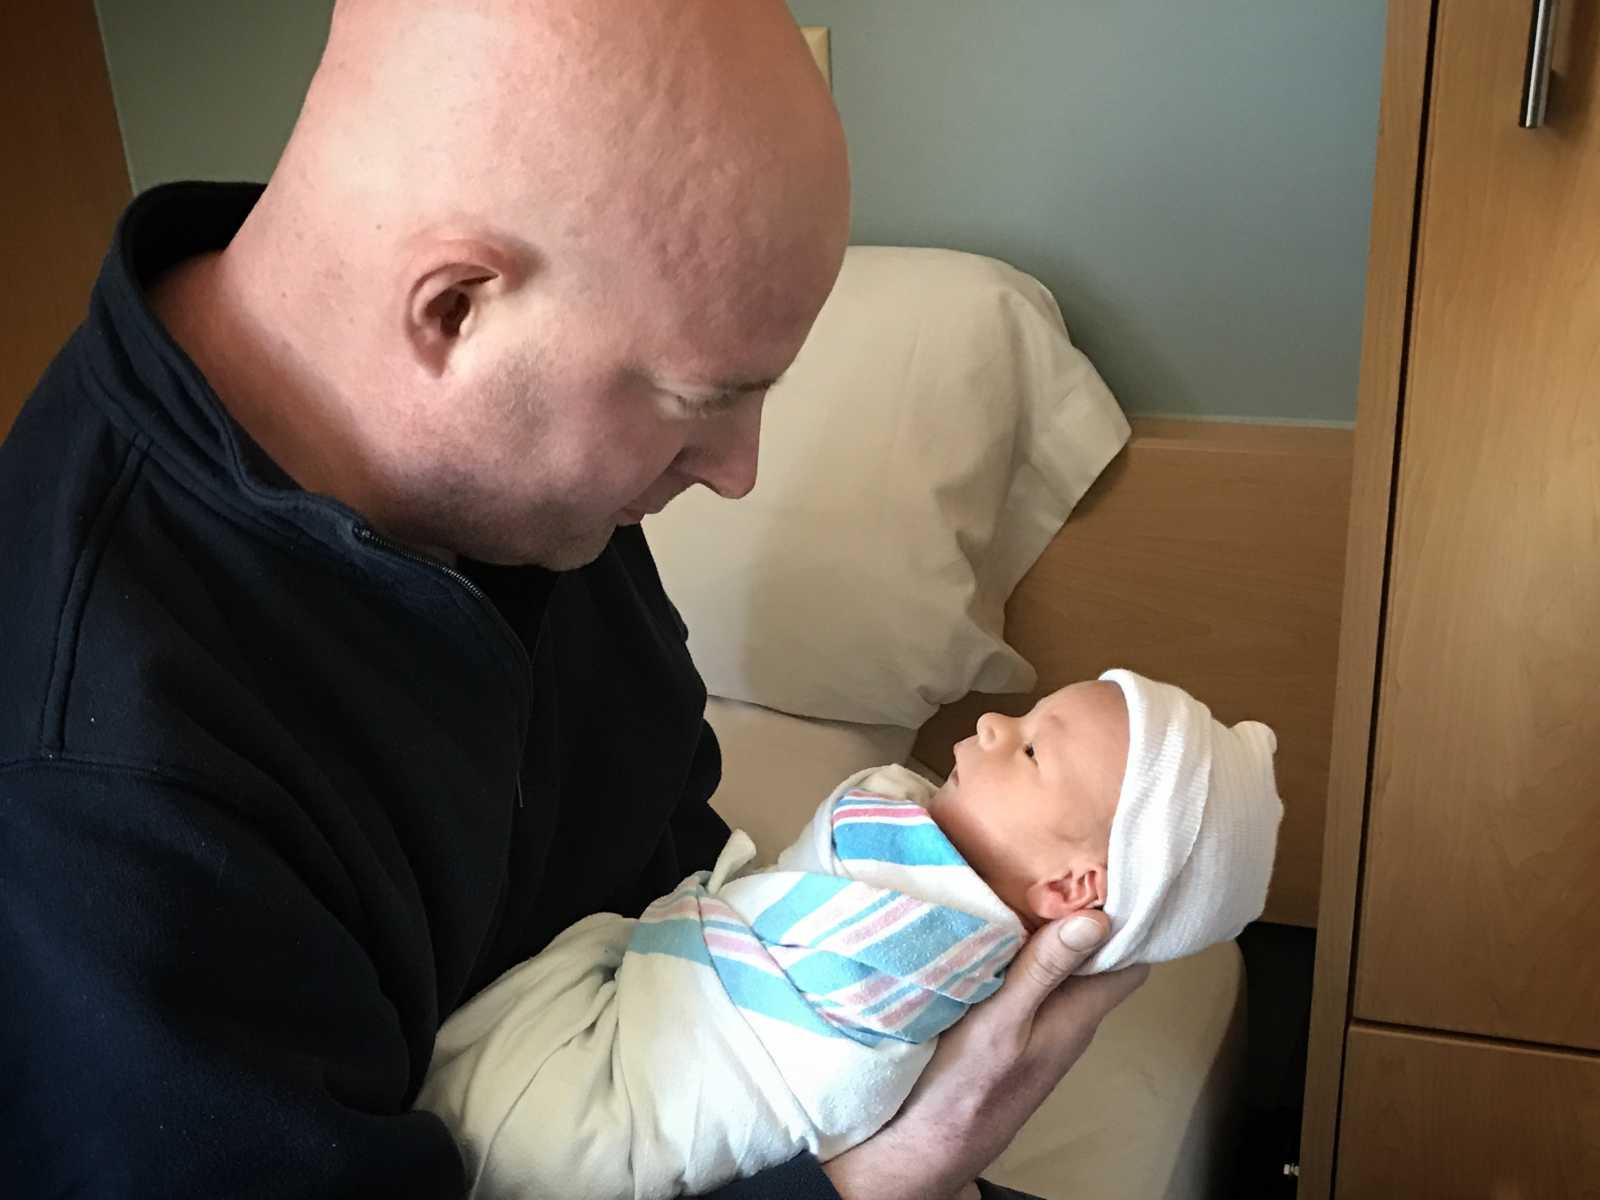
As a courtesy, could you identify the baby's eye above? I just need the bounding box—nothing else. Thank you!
[1024,743,1036,760]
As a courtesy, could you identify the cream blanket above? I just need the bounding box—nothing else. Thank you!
[415,765,1024,1199]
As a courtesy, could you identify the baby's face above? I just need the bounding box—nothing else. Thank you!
[926,680,1130,925]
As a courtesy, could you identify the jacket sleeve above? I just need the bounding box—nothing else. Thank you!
[693,1160,1035,1200]
[690,1157,1034,1198]
[0,760,466,1198]
[692,1152,843,1199]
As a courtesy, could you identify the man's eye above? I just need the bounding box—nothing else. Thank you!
[673,393,738,420]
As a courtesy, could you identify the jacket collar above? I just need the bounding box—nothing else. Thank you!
[82,182,397,565]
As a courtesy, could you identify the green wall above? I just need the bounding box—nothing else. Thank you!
[96,1,1385,422]
[95,0,329,191]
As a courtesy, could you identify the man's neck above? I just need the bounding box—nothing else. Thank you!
[150,251,371,511]
[148,254,461,568]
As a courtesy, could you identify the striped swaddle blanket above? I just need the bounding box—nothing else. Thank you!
[417,765,1024,1200]
[636,770,1023,1047]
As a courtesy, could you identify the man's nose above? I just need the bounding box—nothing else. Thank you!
[692,401,763,500]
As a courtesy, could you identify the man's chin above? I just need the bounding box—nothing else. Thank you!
[534,526,618,571]
[467,522,616,572]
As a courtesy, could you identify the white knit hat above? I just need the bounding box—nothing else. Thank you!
[1081,670,1283,975]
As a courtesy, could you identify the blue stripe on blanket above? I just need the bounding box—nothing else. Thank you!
[749,873,853,942]
[628,916,713,966]
[846,906,987,977]
[832,819,967,868]
[711,958,850,1042]
[629,917,852,1042]
[751,878,994,980]
[900,993,969,1043]
[782,949,881,996]
[803,891,899,947]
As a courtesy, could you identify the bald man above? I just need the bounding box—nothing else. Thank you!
[0,3,1141,1197]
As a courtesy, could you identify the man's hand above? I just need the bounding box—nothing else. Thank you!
[821,911,1148,1200]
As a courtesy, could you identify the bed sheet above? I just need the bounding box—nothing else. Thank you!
[704,696,1245,1199]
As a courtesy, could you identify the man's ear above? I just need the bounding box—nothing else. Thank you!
[1024,863,1108,923]
[404,237,530,375]
[406,260,499,375]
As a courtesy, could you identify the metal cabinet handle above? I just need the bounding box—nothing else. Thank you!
[1520,0,1558,127]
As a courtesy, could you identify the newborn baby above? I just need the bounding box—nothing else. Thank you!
[417,669,1282,1198]
[922,667,1283,972]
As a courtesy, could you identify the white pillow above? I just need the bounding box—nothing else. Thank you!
[649,246,1129,728]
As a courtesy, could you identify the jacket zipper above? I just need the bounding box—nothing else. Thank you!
[352,522,533,718]
[357,522,536,994]
[353,523,492,602]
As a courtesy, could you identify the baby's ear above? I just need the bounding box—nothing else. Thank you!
[1024,865,1108,922]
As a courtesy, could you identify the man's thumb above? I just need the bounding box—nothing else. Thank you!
[1058,913,1110,955]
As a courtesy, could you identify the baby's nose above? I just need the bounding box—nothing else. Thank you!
[975,712,1007,748]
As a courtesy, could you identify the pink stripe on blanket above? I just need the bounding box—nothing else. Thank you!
[818,928,1009,1012]
[838,790,914,804]
[820,967,907,1010]
[913,925,1016,992]
[831,806,932,823]
[877,989,937,1031]
[639,894,702,924]
[833,894,927,950]
[703,931,785,975]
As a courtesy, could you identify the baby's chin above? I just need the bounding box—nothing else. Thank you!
[927,772,958,813]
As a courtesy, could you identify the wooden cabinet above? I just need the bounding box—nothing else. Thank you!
[1302,1,1600,1194]
[1336,1027,1600,1199]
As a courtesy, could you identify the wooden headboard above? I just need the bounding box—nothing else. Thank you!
[912,417,1352,928]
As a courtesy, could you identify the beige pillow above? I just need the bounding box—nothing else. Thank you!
[649,246,1129,728]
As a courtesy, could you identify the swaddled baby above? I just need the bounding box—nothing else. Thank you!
[416,669,1282,1199]
[924,668,1283,971]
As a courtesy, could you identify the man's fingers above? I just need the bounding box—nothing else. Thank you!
[1033,962,1150,1050]
[987,912,1111,1022]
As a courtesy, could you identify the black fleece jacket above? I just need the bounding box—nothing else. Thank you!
[0,183,845,1198]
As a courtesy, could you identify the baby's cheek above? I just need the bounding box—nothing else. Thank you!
[932,805,985,867]
[946,815,1018,892]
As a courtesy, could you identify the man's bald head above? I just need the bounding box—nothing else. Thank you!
[189,0,850,566]
[293,0,845,310]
